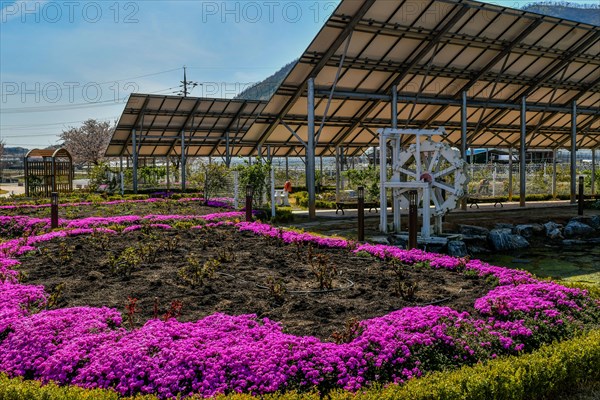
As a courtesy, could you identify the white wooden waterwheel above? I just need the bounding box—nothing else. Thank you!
[393,137,468,235]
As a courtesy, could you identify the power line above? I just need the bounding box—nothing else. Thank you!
[0,68,183,95]
[1,133,67,138]
[148,86,181,94]
[1,116,118,129]
[0,98,128,114]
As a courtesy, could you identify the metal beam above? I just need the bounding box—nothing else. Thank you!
[461,91,468,209]
[421,20,543,128]
[121,96,151,156]
[181,129,186,191]
[592,148,597,195]
[457,20,544,95]
[571,101,577,203]
[520,96,526,207]
[565,73,600,105]
[310,54,593,92]
[163,97,191,156]
[307,78,316,219]
[388,5,474,89]
[391,86,398,129]
[331,4,470,150]
[132,129,138,193]
[523,31,600,100]
[313,89,599,114]
[467,30,600,141]
[339,15,598,64]
[207,100,252,156]
[252,0,376,151]
[552,148,557,198]
[225,131,231,167]
[281,121,307,147]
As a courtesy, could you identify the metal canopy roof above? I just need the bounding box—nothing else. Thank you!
[107,0,600,158]
[106,95,266,157]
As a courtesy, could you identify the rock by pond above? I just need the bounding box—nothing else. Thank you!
[564,221,596,238]
[458,225,490,236]
[514,224,534,238]
[488,228,530,251]
[569,215,600,230]
[447,240,468,257]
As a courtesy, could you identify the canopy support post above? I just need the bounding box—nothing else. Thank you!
[181,129,186,192]
[570,101,577,203]
[225,132,231,167]
[592,148,596,195]
[552,149,557,199]
[307,77,316,219]
[461,91,468,210]
[520,96,526,207]
[132,129,138,194]
[335,147,341,202]
[508,147,514,201]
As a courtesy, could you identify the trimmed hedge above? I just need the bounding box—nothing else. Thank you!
[1,330,599,400]
[353,329,600,400]
[562,281,600,300]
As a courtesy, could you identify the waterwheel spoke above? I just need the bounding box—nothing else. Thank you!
[432,180,457,195]
[432,165,456,179]
[428,149,440,172]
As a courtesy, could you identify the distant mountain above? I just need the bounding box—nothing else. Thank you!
[3,147,28,156]
[235,60,297,101]
[235,2,599,101]
[522,2,600,25]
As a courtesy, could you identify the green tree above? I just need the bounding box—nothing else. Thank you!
[236,157,271,205]
[189,162,230,202]
[343,165,380,201]
[139,166,166,187]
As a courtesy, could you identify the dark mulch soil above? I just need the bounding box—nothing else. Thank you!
[16,226,492,340]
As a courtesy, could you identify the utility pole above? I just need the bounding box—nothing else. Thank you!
[178,66,199,97]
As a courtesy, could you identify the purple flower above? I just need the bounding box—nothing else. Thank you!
[0,214,597,398]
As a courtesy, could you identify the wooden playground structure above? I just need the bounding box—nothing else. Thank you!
[24,148,74,196]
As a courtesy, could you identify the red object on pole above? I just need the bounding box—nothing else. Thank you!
[245,185,254,222]
[408,190,418,250]
[51,192,59,229]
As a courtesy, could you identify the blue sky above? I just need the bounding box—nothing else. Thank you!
[0,0,595,149]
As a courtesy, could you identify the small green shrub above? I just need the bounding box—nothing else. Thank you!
[525,193,554,201]
[272,207,294,223]
[178,257,220,287]
[294,194,336,209]
[0,374,158,399]
[291,191,308,206]
[561,281,600,300]
[124,194,149,201]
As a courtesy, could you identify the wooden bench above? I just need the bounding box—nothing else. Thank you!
[335,201,379,215]
[466,196,503,208]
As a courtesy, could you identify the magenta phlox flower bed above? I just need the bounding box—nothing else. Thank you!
[237,222,350,249]
[475,282,590,320]
[0,219,598,398]
[0,212,245,239]
[0,197,235,211]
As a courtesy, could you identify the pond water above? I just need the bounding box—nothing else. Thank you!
[479,244,600,286]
